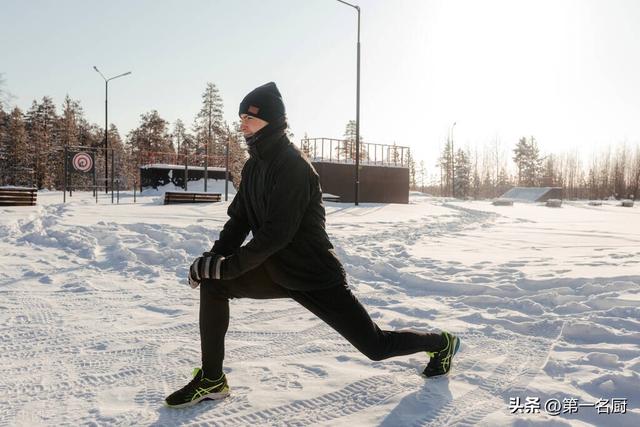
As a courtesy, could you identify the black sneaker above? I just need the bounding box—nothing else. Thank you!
[423,331,460,377]
[165,368,229,408]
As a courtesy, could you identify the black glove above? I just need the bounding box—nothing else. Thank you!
[188,252,225,288]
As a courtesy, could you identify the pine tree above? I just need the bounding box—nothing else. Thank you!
[482,168,493,198]
[126,110,173,163]
[513,137,527,185]
[172,119,191,157]
[612,145,627,198]
[454,148,471,198]
[191,116,206,164]
[340,120,365,161]
[107,124,130,188]
[25,97,59,189]
[438,139,453,196]
[497,167,511,195]
[471,148,481,200]
[194,83,225,160]
[54,96,91,189]
[407,149,416,189]
[599,148,613,198]
[527,137,542,186]
[39,97,58,189]
[0,105,8,184]
[513,136,541,186]
[541,154,557,187]
[26,101,46,188]
[226,122,248,190]
[389,142,401,166]
[59,95,83,147]
[5,107,32,186]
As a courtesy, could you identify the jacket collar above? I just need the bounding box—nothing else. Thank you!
[246,121,289,161]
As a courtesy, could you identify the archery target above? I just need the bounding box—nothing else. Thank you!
[72,152,94,172]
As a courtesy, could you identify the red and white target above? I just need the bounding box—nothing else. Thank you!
[72,152,94,172]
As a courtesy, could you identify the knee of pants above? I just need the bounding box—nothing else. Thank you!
[362,347,386,361]
[200,279,231,299]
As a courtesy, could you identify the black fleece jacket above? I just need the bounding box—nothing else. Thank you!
[211,126,346,290]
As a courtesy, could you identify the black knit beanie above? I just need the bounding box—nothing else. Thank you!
[238,82,285,124]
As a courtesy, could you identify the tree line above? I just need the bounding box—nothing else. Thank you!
[410,136,640,200]
[2,75,639,200]
[0,81,246,191]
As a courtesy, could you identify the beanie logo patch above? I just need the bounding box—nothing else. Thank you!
[248,105,260,115]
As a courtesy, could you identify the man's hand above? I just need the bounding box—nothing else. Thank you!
[188,252,226,288]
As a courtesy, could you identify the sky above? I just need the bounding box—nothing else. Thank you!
[2,0,640,173]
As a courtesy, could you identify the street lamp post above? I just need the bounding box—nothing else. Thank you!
[450,121,457,197]
[93,66,131,193]
[225,127,230,202]
[337,0,361,206]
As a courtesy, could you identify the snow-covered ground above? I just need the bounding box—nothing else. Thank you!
[0,189,638,426]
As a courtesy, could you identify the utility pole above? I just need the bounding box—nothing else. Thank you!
[93,66,131,193]
[337,0,361,205]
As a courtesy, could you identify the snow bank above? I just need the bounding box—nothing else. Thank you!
[0,193,637,425]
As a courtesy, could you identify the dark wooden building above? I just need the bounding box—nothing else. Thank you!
[303,138,410,204]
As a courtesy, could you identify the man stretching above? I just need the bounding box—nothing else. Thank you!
[165,82,460,408]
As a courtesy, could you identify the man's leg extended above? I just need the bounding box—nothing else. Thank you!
[290,282,445,361]
[199,265,288,378]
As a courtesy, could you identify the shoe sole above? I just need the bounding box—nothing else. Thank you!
[164,390,230,409]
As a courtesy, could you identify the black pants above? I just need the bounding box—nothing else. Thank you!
[199,265,444,378]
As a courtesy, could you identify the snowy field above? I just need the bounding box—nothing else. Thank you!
[0,187,638,426]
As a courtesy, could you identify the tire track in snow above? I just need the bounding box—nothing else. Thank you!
[201,375,404,427]
[330,202,498,293]
[126,328,551,427]
[411,327,559,426]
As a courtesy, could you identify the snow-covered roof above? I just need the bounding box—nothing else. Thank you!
[0,186,37,190]
[139,164,227,172]
[500,187,561,202]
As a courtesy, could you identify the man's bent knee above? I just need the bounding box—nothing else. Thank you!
[362,347,387,361]
[200,279,232,299]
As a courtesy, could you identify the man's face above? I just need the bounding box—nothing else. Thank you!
[240,114,268,137]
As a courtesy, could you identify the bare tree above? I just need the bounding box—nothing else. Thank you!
[630,145,640,200]
[419,160,425,193]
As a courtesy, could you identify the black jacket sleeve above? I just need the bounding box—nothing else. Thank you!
[210,177,251,257]
[223,158,311,279]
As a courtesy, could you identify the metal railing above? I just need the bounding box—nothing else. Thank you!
[300,138,410,168]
